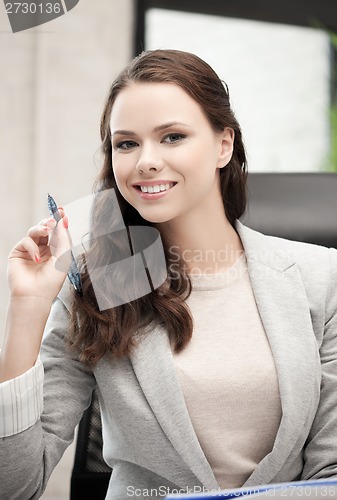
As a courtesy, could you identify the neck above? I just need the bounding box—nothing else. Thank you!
[155,203,244,275]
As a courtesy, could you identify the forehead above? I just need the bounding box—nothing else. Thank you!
[109,82,207,129]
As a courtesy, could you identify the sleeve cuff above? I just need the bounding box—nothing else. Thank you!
[0,358,44,437]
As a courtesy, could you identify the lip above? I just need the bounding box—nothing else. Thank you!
[132,181,177,200]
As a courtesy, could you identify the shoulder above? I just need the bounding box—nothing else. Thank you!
[56,281,75,313]
[236,219,337,269]
[236,221,337,308]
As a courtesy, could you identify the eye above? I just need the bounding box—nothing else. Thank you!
[115,140,138,150]
[163,133,186,144]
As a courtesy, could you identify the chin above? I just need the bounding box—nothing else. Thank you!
[140,215,171,224]
[137,210,174,225]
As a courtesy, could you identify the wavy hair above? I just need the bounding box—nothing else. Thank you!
[69,49,248,366]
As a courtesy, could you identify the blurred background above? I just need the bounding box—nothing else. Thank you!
[0,0,336,498]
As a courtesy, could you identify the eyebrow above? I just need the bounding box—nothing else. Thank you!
[111,121,191,136]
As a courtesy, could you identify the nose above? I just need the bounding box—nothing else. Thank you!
[136,144,164,175]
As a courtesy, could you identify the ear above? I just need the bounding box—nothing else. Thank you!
[217,127,235,169]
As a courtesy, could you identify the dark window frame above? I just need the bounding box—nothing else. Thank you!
[133,0,337,102]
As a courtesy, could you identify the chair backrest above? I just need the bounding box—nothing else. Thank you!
[242,173,337,248]
[70,172,337,499]
[70,389,112,500]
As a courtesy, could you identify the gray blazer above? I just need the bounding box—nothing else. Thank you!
[1,221,337,500]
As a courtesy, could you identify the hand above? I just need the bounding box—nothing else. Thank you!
[7,211,71,302]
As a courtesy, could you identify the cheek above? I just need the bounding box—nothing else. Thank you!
[112,158,136,205]
[181,148,217,180]
[179,140,213,167]
[112,156,129,185]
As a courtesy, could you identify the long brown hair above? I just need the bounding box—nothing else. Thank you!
[69,49,248,366]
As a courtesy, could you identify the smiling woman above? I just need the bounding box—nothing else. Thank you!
[67,50,247,366]
[1,49,337,500]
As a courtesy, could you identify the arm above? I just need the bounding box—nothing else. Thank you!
[0,292,96,499]
[0,211,95,499]
[0,214,70,381]
[301,247,337,479]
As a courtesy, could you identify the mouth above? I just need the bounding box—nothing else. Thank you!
[133,182,177,194]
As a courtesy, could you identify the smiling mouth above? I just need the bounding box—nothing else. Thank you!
[135,182,177,194]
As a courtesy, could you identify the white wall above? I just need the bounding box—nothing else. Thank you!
[0,1,134,498]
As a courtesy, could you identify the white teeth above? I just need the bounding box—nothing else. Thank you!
[139,182,174,193]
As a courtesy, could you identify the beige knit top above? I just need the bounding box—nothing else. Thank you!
[173,254,282,490]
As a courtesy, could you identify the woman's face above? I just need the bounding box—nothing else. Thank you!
[110,82,234,224]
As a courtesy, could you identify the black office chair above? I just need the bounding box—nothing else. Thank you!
[70,172,337,500]
[243,173,337,248]
[70,389,112,499]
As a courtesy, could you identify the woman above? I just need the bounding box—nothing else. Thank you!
[0,49,336,499]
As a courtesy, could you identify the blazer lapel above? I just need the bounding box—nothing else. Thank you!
[236,221,320,485]
[131,221,320,489]
[130,324,219,490]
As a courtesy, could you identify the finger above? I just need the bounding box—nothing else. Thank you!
[26,225,53,249]
[22,219,58,261]
[44,217,58,230]
[41,217,58,228]
[27,218,57,238]
[11,236,42,263]
[48,215,72,264]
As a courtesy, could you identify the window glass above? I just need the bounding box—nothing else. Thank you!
[146,8,331,172]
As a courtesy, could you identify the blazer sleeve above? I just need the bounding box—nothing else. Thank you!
[301,247,337,480]
[0,291,96,500]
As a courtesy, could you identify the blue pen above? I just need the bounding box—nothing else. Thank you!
[47,194,83,295]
